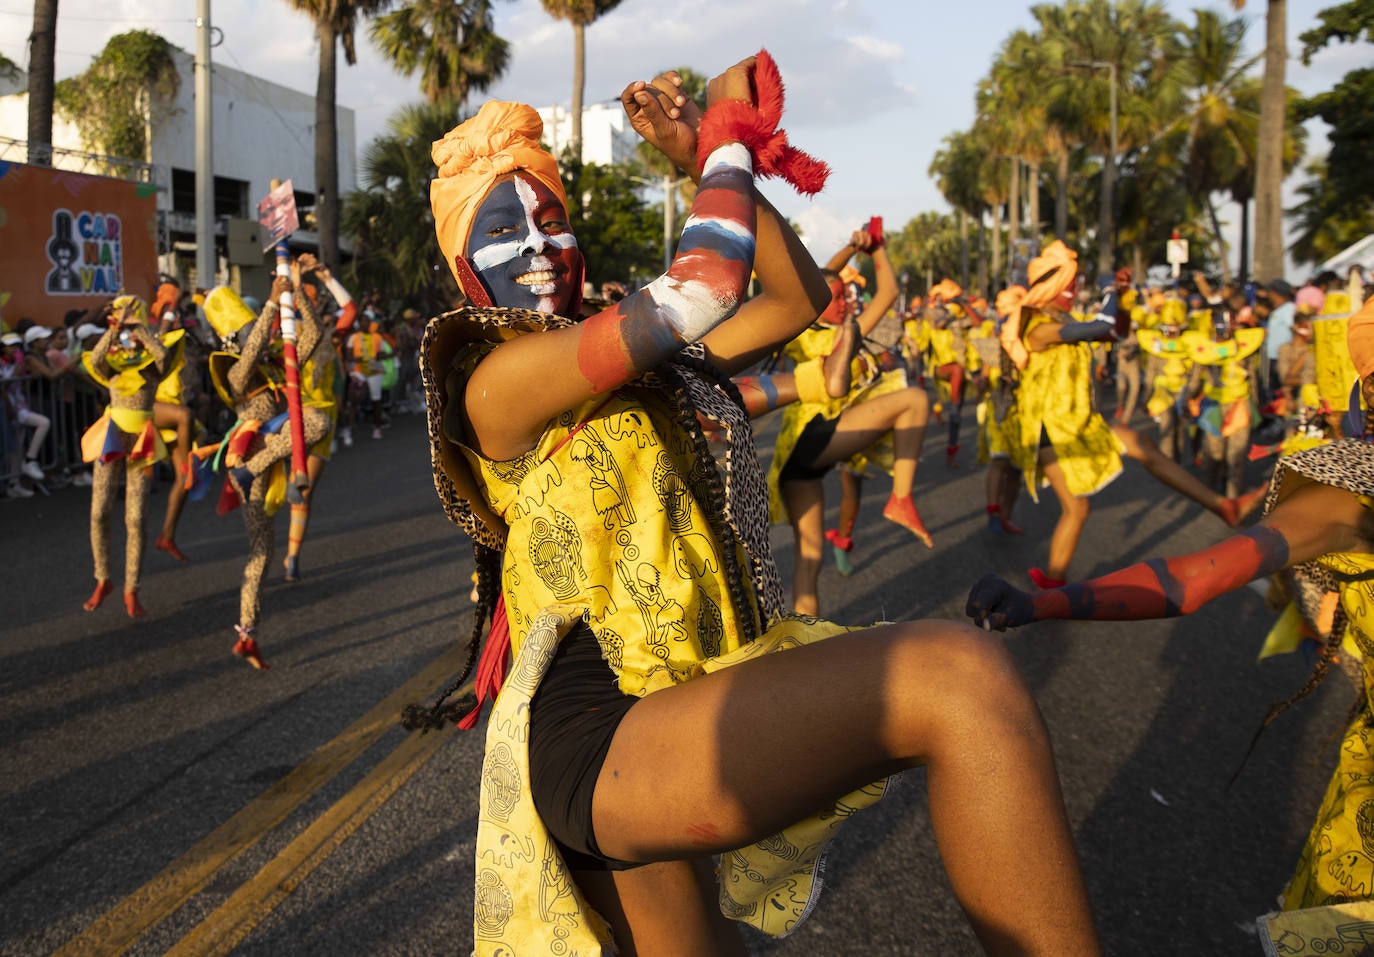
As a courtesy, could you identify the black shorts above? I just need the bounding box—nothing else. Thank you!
[528,621,642,872]
[778,413,839,483]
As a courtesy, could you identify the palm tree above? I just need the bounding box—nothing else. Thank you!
[632,66,706,271]
[369,0,509,106]
[1226,0,1288,282]
[1031,0,1185,278]
[343,100,462,313]
[537,0,624,163]
[284,0,393,270]
[26,0,58,165]
[929,129,985,290]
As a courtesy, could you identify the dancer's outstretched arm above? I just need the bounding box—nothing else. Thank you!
[966,480,1372,631]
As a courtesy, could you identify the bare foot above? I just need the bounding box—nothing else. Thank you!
[155,536,190,563]
[124,590,146,619]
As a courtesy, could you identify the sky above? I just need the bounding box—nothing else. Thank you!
[0,0,1366,273]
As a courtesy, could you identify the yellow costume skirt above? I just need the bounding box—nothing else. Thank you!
[472,605,889,955]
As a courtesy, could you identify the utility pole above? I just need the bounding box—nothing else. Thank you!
[195,0,215,288]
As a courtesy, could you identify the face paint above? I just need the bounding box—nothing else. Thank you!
[819,280,846,324]
[465,175,583,316]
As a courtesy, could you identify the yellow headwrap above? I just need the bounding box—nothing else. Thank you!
[111,295,149,323]
[1347,297,1374,381]
[430,101,567,294]
[997,241,1080,370]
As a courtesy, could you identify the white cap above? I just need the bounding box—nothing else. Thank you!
[75,323,105,340]
[24,325,54,345]
[1,332,20,346]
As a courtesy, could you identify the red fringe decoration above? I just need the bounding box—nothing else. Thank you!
[456,593,512,730]
[695,49,830,197]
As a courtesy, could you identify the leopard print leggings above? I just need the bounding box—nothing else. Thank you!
[90,457,152,592]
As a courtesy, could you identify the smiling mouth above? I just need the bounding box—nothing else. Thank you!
[516,270,557,286]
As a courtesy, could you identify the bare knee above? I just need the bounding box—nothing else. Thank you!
[904,387,929,419]
[882,622,1045,761]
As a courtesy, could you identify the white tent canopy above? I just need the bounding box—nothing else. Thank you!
[1316,233,1374,279]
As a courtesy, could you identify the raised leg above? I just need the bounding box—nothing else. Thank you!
[780,477,825,616]
[591,621,1100,956]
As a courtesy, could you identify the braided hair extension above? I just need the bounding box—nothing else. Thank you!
[401,541,502,732]
[1227,604,1351,789]
[655,355,760,643]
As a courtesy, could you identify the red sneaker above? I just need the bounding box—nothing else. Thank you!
[883,495,935,549]
[1028,567,1066,590]
[232,627,269,670]
[83,579,113,611]
[155,536,190,563]
[124,590,146,619]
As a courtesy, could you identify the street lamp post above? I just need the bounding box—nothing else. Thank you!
[1070,60,1117,279]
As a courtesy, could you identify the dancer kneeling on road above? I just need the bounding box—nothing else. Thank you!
[405,53,1100,956]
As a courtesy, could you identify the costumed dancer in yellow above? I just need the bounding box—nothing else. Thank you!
[767,226,935,613]
[148,280,198,563]
[204,272,330,669]
[967,294,1374,957]
[925,278,982,468]
[1183,314,1266,498]
[79,295,174,618]
[999,241,1268,589]
[407,58,1099,956]
[977,285,1028,536]
[1138,295,1194,461]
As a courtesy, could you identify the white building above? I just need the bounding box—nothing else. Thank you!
[535,101,640,166]
[0,47,356,294]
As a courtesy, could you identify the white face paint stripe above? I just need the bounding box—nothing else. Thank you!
[470,178,577,272]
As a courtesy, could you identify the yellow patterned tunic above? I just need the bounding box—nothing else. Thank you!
[1014,311,1124,500]
[766,324,904,523]
[1257,443,1374,953]
[454,344,888,955]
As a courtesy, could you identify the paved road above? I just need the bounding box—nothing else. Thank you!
[0,407,1350,956]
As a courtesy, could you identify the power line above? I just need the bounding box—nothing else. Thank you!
[0,7,192,24]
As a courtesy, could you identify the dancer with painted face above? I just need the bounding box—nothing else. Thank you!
[205,271,330,668]
[408,55,1099,957]
[765,227,934,612]
[79,296,175,617]
[999,240,1270,589]
[967,294,1374,957]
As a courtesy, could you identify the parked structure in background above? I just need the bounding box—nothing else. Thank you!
[0,48,357,303]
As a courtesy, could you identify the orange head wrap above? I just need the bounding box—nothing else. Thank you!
[430,101,567,297]
[1347,297,1374,381]
[929,279,962,303]
[995,285,1027,319]
[995,241,1081,370]
[838,265,867,289]
[1022,240,1078,311]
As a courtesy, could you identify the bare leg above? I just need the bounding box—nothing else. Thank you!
[1111,424,1263,524]
[574,858,746,957]
[836,469,862,541]
[592,621,1100,956]
[1039,449,1090,582]
[154,402,193,558]
[780,478,825,616]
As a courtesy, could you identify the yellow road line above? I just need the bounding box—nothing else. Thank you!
[54,645,472,957]
[166,723,453,957]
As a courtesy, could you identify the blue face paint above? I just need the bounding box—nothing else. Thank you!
[465,176,583,316]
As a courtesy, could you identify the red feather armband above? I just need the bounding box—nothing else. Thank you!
[694,49,830,197]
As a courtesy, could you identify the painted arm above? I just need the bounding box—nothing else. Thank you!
[465,68,761,460]
[89,326,117,379]
[966,481,1372,631]
[1025,316,1119,351]
[129,323,169,378]
[734,315,858,416]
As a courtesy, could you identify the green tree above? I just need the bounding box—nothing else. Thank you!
[369,0,509,106]
[342,100,460,314]
[283,0,393,270]
[54,30,179,162]
[1288,1,1374,266]
[537,0,624,163]
[631,66,706,271]
[1030,0,1185,277]
[26,0,57,165]
[887,211,965,295]
[557,150,659,288]
[929,129,985,289]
